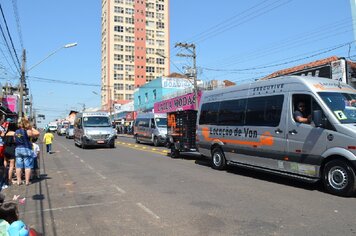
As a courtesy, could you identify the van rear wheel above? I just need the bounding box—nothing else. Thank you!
[323,159,356,197]
[211,148,226,170]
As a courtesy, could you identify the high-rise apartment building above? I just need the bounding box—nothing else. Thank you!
[101,0,170,111]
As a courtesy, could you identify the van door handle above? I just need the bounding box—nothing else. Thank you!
[275,128,283,134]
[289,129,298,135]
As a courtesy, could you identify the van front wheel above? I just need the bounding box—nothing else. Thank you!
[153,137,159,147]
[323,159,356,197]
[211,148,226,170]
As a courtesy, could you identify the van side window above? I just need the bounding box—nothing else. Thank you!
[245,95,284,127]
[218,99,246,125]
[199,102,219,125]
[151,118,155,128]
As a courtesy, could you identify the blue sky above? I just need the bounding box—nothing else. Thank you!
[0,0,355,127]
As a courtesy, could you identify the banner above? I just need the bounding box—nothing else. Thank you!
[154,91,201,113]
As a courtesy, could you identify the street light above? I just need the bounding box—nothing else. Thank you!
[18,42,78,117]
[27,42,78,72]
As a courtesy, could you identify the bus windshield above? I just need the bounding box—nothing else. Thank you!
[155,118,167,127]
[318,92,356,124]
[83,116,111,127]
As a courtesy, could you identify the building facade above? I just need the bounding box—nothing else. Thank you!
[101,0,170,111]
[134,77,194,112]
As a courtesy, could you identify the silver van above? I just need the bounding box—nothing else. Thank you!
[196,76,356,196]
[74,112,116,148]
[134,113,167,146]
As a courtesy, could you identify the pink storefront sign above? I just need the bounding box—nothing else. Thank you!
[2,95,18,112]
[154,91,202,113]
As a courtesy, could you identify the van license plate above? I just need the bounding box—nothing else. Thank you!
[97,140,105,144]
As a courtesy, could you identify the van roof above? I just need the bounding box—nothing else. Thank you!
[78,112,109,117]
[136,112,167,119]
[202,76,356,101]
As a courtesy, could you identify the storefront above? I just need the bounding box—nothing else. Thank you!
[154,91,202,113]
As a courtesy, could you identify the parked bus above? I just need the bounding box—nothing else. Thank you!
[196,75,356,196]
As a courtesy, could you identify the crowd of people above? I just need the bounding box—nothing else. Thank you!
[0,116,40,189]
[0,116,41,235]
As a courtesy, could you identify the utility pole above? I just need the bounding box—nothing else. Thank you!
[19,49,26,118]
[175,43,198,110]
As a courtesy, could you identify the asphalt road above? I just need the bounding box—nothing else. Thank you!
[3,134,356,236]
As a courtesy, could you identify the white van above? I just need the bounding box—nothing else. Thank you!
[74,112,116,148]
[134,113,167,146]
[196,76,356,196]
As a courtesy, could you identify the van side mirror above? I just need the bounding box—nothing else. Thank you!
[313,110,324,128]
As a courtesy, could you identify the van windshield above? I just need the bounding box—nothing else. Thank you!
[83,116,111,127]
[318,92,356,124]
[155,118,167,127]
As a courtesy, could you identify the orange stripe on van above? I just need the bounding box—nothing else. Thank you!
[201,127,274,147]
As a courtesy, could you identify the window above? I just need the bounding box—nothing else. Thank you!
[146,39,154,46]
[145,92,148,102]
[125,94,133,100]
[125,84,134,90]
[218,99,246,125]
[114,35,123,42]
[115,0,123,4]
[156,4,164,10]
[114,7,124,13]
[114,83,124,90]
[125,17,134,24]
[114,26,124,32]
[125,0,134,5]
[156,58,164,65]
[114,54,123,61]
[125,65,134,71]
[156,40,164,47]
[156,13,164,20]
[146,20,155,28]
[125,55,134,62]
[114,16,123,23]
[114,93,124,100]
[125,36,135,43]
[125,45,134,52]
[156,31,165,38]
[199,102,220,125]
[114,73,124,80]
[114,44,123,51]
[146,66,155,73]
[146,11,154,18]
[245,95,284,126]
[146,48,155,54]
[156,22,165,29]
[114,64,123,70]
[125,8,135,15]
[153,89,157,100]
[126,27,135,33]
[138,96,141,105]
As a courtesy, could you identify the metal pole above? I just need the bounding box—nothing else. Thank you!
[19,49,26,118]
[192,45,198,110]
[351,0,356,43]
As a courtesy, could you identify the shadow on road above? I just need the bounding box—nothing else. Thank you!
[173,154,325,194]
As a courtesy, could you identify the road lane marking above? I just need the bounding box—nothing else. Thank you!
[25,201,119,214]
[96,172,107,180]
[80,159,85,163]
[87,165,94,170]
[114,185,126,194]
[116,142,167,155]
[75,155,80,159]
[136,202,160,220]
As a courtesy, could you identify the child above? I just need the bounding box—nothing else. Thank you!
[32,138,40,179]
[43,129,54,154]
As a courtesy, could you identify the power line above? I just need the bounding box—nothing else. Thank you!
[201,41,354,72]
[0,3,21,70]
[11,0,23,50]
[28,76,101,87]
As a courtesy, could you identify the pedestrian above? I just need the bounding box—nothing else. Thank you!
[0,117,6,190]
[3,122,18,186]
[15,118,40,186]
[43,129,54,154]
[31,138,40,180]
